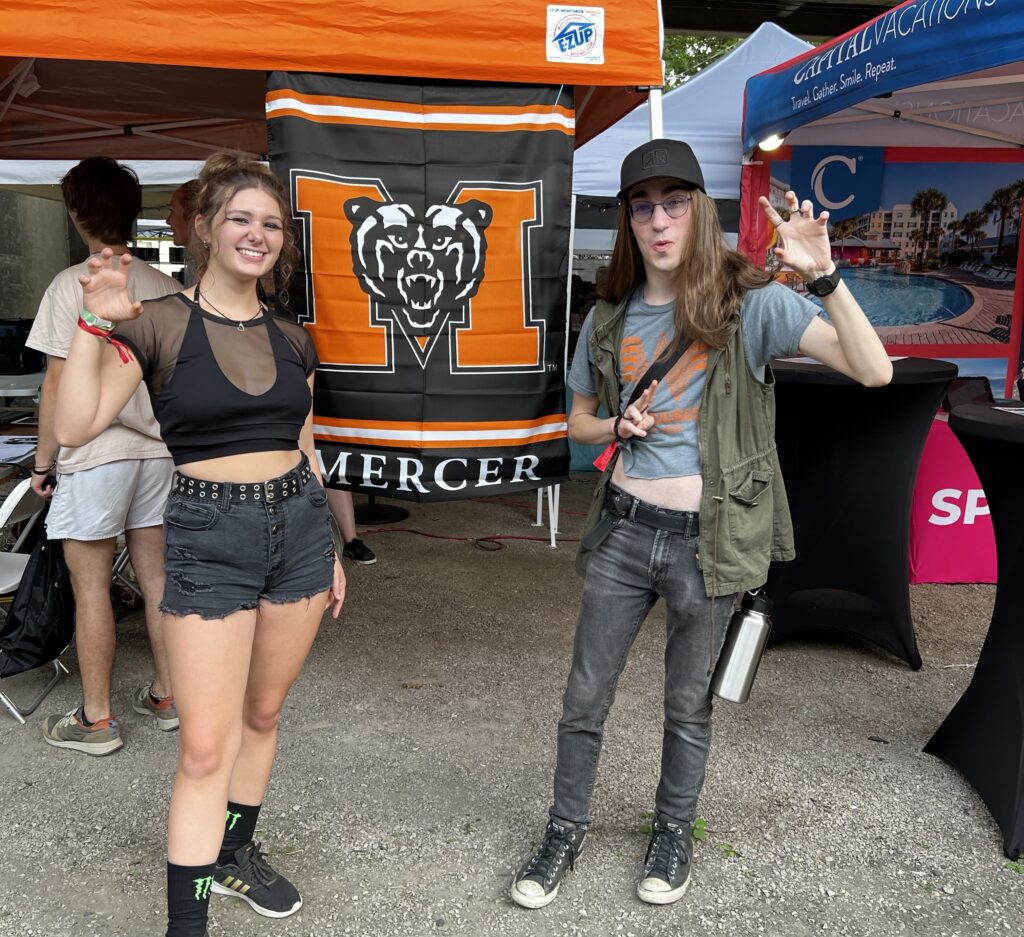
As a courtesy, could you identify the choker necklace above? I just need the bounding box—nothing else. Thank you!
[196,285,265,332]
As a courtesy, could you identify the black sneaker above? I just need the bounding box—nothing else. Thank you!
[212,841,302,918]
[342,538,377,565]
[637,818,692,905]
[510,820,586,909]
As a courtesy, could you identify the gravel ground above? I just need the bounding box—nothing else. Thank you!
[0,474,1021,936]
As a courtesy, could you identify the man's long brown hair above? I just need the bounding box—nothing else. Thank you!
[601,188,773,351]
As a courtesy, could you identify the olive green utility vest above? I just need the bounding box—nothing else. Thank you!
[576,293,796,597]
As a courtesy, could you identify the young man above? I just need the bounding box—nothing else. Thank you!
[29,157,180,755]
[511,139,891,907]
[166,179,199,286]
[166,179,199,249]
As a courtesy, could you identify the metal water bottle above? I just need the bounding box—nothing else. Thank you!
[711,591,773,704]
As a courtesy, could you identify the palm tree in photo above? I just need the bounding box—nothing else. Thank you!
[830,216,863,266]
[945,218,963,255]
[909,226,929,269]
[959,209,988,260]
[983,184,1017,265]
[1009,177,1024,261]
[911,187,948,269]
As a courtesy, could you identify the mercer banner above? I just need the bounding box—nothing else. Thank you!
[267,73,573,501]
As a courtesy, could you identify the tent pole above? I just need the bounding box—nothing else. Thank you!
[648,87,664,139]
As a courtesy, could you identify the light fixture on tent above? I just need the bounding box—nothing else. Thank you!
[758,132,787,152]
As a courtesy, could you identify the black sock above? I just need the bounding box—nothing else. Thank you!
[77,705,94,727]
[166,861,214,937]
[218,801,261,865]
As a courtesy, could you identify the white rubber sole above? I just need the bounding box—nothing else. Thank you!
[211,881,302,918]
[43,735,123,756]
[131,701,179,731]
[510,879,560,909]
[637,876,690,905]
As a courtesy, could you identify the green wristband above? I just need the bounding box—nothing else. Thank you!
[80,308,115,332]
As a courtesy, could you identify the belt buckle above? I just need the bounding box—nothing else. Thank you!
[265,482,278,504]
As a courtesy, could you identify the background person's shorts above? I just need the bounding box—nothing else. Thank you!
[46,458,173,541]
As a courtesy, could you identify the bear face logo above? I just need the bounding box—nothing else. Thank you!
[345,196,493,334]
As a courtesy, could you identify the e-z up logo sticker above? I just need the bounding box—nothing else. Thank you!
[547,6,605,65]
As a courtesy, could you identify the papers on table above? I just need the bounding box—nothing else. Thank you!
[994,407,1024,416]
[0,435,36,463]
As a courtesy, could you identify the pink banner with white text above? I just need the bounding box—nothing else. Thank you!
[909,419,995,584]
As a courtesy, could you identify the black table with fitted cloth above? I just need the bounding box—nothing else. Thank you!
[764,357,956,669]
[924,403,1024,859]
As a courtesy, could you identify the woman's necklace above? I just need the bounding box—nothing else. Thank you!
[196,284,265,332]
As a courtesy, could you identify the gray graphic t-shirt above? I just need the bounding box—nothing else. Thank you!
[568,282,819,479]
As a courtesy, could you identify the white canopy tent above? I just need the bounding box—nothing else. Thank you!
[572,23,813,205]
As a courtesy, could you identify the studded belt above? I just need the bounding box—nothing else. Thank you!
[171,455,313,503]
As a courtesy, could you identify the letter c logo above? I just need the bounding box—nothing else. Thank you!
[811,155,857,210]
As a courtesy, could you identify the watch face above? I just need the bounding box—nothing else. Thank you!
[808,269,840,297]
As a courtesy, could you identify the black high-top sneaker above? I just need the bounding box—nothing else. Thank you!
[637,818,692,904]
[510,819,587,909]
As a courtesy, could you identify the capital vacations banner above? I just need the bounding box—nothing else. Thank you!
[267,73,573,501]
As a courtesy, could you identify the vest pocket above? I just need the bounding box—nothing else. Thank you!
[729,468,773,506]
[722,461,774,556]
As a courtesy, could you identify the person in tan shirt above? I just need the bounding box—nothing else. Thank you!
[28,157,180,755]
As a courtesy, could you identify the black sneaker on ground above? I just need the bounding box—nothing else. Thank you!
[510,819,587,909]
[637,818,692,905]
[212,841,302,918]
[342,538,377,565]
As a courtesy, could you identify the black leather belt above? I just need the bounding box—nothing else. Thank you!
[172,455,313,503]
[604,486,700,536]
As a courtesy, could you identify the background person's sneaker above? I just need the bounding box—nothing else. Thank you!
[510,820,586,909]
[132,684,180,731]
[342,538,377,565]
[213,841,302,918]
[42,707,123,756]
[637,818,692,905]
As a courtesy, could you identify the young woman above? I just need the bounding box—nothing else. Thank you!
[510,139,892,909]
[56,154,346,937]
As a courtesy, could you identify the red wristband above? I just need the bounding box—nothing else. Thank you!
[77,317,135,365]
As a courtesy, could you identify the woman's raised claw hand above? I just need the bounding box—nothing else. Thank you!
[78,248,144,322]
[758,191,835,282]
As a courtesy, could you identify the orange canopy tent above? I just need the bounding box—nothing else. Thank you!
[0,1,664,160]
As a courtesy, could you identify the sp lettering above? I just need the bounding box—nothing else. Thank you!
[929,488,990,526]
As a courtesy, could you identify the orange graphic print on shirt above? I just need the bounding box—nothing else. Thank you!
[620,332,709,434]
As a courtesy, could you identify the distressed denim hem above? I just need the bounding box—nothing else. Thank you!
[159,601,260,621]
[259,587,331,608]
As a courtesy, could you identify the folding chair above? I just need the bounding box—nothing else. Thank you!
[112,544,143,601]
[0,479,69,723]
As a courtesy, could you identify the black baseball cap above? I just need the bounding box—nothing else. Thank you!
[617,138,705,200]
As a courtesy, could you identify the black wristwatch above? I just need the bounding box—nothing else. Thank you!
[806,266,842,297]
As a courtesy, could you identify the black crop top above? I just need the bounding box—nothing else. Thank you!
[114,293,319,465]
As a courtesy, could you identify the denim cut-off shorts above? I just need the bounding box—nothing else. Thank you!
[159,455,335,620]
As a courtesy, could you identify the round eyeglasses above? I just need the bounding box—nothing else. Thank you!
[628,194,692,224]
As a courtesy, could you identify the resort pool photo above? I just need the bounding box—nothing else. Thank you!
[808,268,973,327]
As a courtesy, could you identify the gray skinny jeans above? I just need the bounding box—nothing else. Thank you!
[551,503,734,829]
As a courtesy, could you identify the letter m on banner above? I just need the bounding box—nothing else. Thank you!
[267,73,572,501]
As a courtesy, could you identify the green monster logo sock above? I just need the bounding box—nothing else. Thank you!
[193,875,213,901]
[226,809,242,831]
